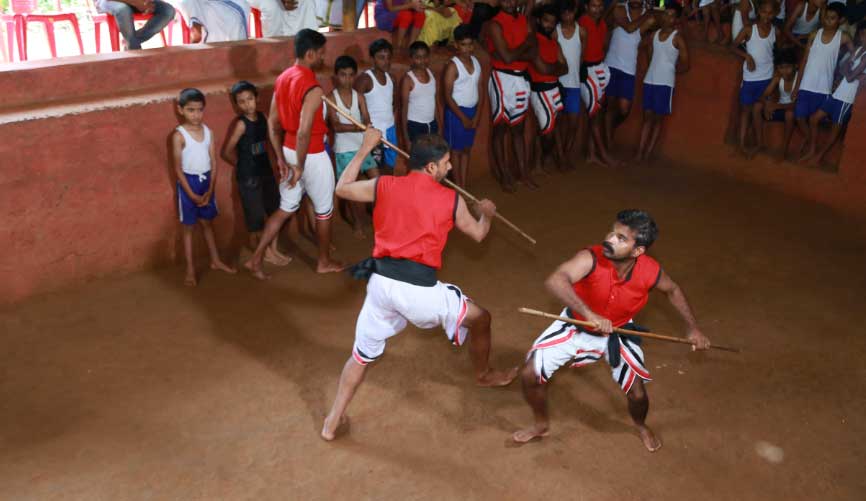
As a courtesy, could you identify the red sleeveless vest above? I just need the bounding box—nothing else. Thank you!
[528,32,559,83]
[570,245,662,328]
[372,172,458,269]
[487,12,529,72]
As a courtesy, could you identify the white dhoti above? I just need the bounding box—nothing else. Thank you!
[173,0,250,42]
[247,0,317,37]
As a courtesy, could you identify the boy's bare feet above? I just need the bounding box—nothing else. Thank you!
[638,425,662,452]
[184,269,197,287]
[211,261,237,274]
[518,176,540,190]
[321,415,350,441]
[476,366,519,387]
[316,258,348,274]
[512,423,549,443]
[243,259,270,280]
[264,246,291,266]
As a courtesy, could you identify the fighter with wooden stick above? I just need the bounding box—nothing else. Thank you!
[321,127,519,441]
[512,209,712,451]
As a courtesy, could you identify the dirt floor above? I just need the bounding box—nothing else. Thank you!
[1,160,865,500]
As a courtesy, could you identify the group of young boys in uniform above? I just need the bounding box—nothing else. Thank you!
[165,0,864,451]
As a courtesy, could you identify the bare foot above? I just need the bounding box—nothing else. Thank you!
[476,366,519,387]
[243,259,270,281]
[211,260,237,274]
[518,177,540,190]
[637,425,662,452]
[798,151,816,164]
[184,270,197,287]
[512,423,549,443]
[587,154,610,168]
[321,415,350,441]
[499,179,517,193]
[264,247,292,267]
[316,258,348,274]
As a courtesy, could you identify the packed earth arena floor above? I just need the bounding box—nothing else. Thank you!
[1,160,865,500]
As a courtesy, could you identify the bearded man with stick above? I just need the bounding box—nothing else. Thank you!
[513,210,711,451]
[321,128,518,441]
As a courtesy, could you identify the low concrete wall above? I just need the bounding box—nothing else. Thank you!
[1,31,864,303]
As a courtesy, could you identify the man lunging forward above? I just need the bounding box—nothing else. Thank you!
[513,210,710,451]
[322,129,518,441]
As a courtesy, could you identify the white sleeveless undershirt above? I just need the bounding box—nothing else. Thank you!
[557,23,583,88]
[605,5,644,76]
[407,68,436,123]
[800,28,842,94]
[451,55,481,107]
[778,72,798,104]
[644,30,679,88]
[833,47,866,104]
[332,89,363,153]
[792,3,821,36]
[364,69,395,130]
[743,24,776,81]
[176,125,211,176]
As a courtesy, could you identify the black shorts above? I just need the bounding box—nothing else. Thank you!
[238,174,279,232]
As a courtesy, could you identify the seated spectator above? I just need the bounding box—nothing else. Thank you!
[247,0,317,36]
[417,1,467,46]
[95,0,176,50]
[754,47,799,160]
[173,0,251,43]
[375,0,426,49]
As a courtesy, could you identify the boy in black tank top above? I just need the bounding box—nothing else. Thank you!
[222,81,291,266]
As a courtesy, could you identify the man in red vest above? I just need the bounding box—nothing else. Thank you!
[321,129,519,441]
[244,29,344,278]
[512,210,711,451]
[528,2,568,169]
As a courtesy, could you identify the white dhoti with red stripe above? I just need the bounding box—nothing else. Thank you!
[352,273,470,365]
[527,308,651,393]
[488,69,531,125]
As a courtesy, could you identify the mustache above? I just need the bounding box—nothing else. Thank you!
[602,242,614,253]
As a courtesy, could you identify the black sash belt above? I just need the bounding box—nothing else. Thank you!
[349,257,438,287]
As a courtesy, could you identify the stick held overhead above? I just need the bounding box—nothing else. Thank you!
[518,308,741,353]
[322,95,537,245]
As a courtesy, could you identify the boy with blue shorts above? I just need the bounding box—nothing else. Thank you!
[355,39,399,173]
[556,0,587,158]
[731,0,777,157]
[171,88,237,286]
[804,21,866,163]
[636,3,689,164]
[754,48,799,160]
[442,24,484,188]
[794,3,853,161]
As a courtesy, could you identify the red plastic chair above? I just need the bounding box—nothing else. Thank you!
[86,0,171,53]
[4,0,84,61]
[1,13,25,61]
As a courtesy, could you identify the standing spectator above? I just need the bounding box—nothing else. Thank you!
[784,0,825,49]
[95,0,176,50]
[442,24,484,187]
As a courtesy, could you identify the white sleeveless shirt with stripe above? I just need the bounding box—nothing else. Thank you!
[743,24,776,81]
[331,89,364,153]
[364,69,395,130]
[451,55,481,107]
[407,68,436,123]
[644,30,679,88]
[557,23,583,88]
[800,28,842,94]
[605,5,644,76]
[176,125,212,176]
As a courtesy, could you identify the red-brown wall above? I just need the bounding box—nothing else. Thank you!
[0,31,864,303]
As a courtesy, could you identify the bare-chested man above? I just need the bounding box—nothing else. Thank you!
[513,209,711,451]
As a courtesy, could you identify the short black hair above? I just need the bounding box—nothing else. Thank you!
[408,134,450,170]
[532,1,560,19]
[826,2,846,19]
[616,209,659,249]
[409,40,429,56]
[665,1,683,16]
[178,88,205,107]
[453,24,474,42]
[774,47,798,66]
[334,55,358,73]
[369,38,393,58]
[295,28,326,59]
[230,80,257,102]
[558,0,577,13]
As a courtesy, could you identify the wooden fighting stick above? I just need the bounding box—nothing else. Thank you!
[518,308,741,353]
[322,95,537,245]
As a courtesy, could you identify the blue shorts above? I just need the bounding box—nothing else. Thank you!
[371,125,398,168]
[178,172,217,225]
[795,90,828,119]
[335,150,378,179]
[740,79,771,106]
[444,106,477,151]
[642,83,673,115]
[561,86,582,114]
[766,108,792,122]
[607,67,636,101]
[407,120,439,143]
[820,97,853,125]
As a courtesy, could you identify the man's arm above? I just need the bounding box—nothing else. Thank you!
[653,270,711,349]
[336,128,381,202]
[399,74,413,146]
[292,86,324,187]
[220,118,245,166]
[358,92,372,125]
[267,93,289,182]
[202,132,217,206]
[454,196,496,243]
[488,22,525,63]
[729,25,753,68]
[792,32,815,99]
[845,53,866,82]
[327,93,363,133]
[172,131,200,204]
[783,2,805,48]
[353,72,373,95]
[473,60,486,128]
[544,249,613,333]
[675,32,690,74]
